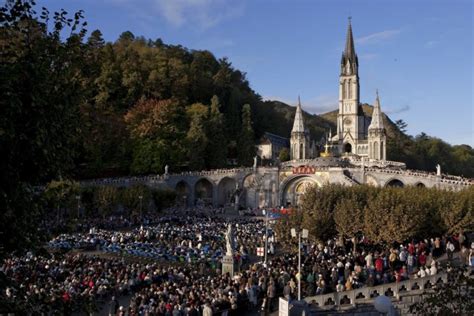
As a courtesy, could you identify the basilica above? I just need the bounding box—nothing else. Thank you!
[290,20,387,161]
[85,21,472,210]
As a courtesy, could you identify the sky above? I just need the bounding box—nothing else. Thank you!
[39,0,473,146]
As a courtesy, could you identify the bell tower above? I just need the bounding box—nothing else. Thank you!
[337,17,361,154]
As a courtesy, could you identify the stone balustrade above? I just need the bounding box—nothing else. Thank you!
[304,273,447,309]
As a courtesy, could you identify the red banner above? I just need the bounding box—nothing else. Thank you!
[292,166,315,174]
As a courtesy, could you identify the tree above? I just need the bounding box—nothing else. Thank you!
[119,185,151,217]
[363,187,428,243]
[299,184,346,241]
[279,148,290,162]
[44,179,80,220]
[237,104,256,166]
[186,112,208,171]
[334,193,365,238]
[93,186,119,218]
[125,98,186,173]
[440,187,474,235]
[0,0,87,259]
[410,266,474,315]
[206,95,228,168]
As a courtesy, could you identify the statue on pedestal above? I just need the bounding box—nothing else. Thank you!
[436,164,441,176]
[164,165,169,175]
[225,224,234,256]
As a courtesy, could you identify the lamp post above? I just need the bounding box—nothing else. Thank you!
[75,195,81,219]
[262,208,269,266]
[291,228,309,301]
[139,195,143,220]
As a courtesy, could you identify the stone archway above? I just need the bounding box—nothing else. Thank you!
[175,181,191,206]
[385,178,404,187]
[281,176,319,207]
[217,177,237,207]
[344,143,352,153]
[194,178,214,206]
[415,182,426,188]
[242,174,257,208]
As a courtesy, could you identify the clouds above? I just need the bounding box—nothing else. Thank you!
[385,104,411,115]
[108,0,243,30]
[154,0,244,29]
[357,29,401,45]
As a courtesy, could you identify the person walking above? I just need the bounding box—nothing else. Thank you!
[446,240,455,261]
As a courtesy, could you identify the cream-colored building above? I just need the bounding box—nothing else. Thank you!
[291,19,387,161]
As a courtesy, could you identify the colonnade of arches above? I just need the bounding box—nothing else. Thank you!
[174,174,429,208]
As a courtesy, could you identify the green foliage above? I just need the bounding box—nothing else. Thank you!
[124,98,186,174]
[186,110,208,170]
[299,184,345,241]
[206,95,228,168]
[237,104,256,166]
[410,266,474,315]
[44,179,80,213]
[118,184,151,215]
[290,184,473,244]
[0,0,87,258]
[440,187,474,234]
[334,186,375,237]
[93,186,119,217]
[151,188,176,211]
[279,148,290,162]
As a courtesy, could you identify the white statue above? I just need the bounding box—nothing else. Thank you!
[436,164,441,176]
[164,165,169,174]
[225,224,234,256]
[253,156,258,169]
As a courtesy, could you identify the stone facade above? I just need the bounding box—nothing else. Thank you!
[327,19,386,160]
[82,158,473,209]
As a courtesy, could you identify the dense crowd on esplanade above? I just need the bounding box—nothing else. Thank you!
[1,208,473,316]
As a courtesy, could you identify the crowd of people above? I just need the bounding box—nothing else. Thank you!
[48,215,266,267]
[1,206,472,315]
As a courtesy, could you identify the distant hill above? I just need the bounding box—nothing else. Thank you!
[253,100,335,142]
[257,100,404,143]
[320,103,404,140]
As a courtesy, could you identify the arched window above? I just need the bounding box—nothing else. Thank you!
[342,83,345,99]
[345,81,350,100]
[373,142,379,160]
[380,141,384,160]
[299,143,303,160]
[348,80,352,99]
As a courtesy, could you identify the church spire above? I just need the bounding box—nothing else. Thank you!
[341,17,358,75]
[292,96,305,133]
[345,17,356,60]
[369,89,384,130]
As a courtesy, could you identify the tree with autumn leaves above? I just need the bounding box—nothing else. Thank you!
[282,184,474,245]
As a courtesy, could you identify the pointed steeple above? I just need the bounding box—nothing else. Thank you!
[345,17,356,60]
[292,96,305,133]
[369,90,384,130]
[341,17,358,75]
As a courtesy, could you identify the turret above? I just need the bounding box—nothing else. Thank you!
[290,96,310,160]
[368,90,387,160]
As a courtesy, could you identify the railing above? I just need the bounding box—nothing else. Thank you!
[304,273,447,309]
